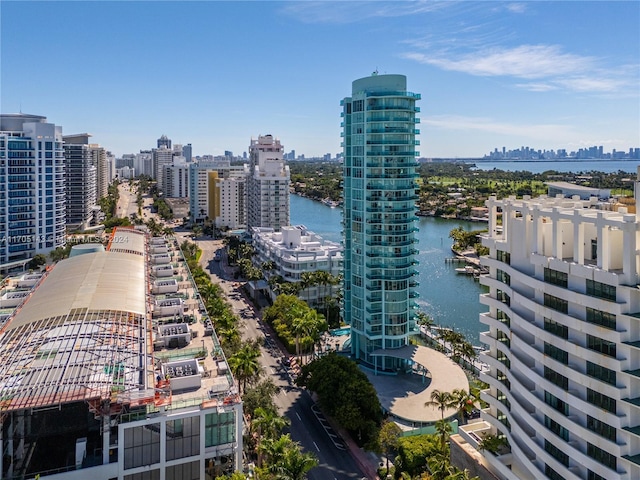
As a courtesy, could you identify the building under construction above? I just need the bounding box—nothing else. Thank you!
[0,228,242,480]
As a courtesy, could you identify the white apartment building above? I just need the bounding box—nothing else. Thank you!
[212,170,247,230]
[153,146,174,192]
[164,158,189,198]
[0,114,66,270]
[188,160,246,226]
[252,225,343,306]
[63,136,97,231]
[247,135,290,232]
[134,151,153,178]
[459,172,640,480]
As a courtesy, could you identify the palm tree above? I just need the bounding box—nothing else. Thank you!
[228,343,261,394]
[252,407,290,467]
[450,388,478,426]
[425,389,456,421]
[274,445,318,480]
[300,271,315,304]
[434,418,453,451]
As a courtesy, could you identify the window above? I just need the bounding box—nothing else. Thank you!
[587,443,617,470]
[545,439,569,466]
[166,416,200,461]
[588,470,607,480]
[497,330,510,348]
[544,268,568,288]
[587,415,616,442]
[544,294,568,314]
[124,424,161,469]
[496,250,510,265]
[545,391,569,416]
[587,334,616,358]
[544,318,568,339]
[586,361,616,386]
[497,269,511,286]
[124,471,160,480]
[545,415,569,441]
[205,412,236,447]
[587,388,616,413]
[497,309,510,327]
[545,464,565,480]
[497,289,510,306]
[586,307,616,330]
[586,279,616,301]
[545,342,568,365]
[544,366,568,390]
[166,460,200,480]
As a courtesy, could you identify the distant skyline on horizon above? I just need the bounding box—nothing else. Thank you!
[2,1,639,158]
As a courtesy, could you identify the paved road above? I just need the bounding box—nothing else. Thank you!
[197,238,367,480]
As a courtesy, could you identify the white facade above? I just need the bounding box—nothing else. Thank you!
[134,151,153,177]
[215,174,247,230]
[461,176,640,480]
[165,158,189,198]
[0,114,66,268]
[188,160,246,225]
[252,225,343,306]
[153,146,174,192]
[247,135,290,231]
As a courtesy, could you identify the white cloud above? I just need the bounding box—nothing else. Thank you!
[402,44,594,79]
[514,82,559,92]
[506,3,527,14]
[280,1,446,24]
[423,115,575,142]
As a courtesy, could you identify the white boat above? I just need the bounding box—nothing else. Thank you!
[455,265,475,275]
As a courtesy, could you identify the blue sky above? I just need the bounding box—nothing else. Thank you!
[2,1,639,158]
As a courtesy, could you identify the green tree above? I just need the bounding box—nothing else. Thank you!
[425,389,456,421]
[28,254,47,270]
[297,353,382,446]
[228,342,261,394]
[252,407,290,467]
[274,445,318,480]
[378,420,402,472]
[243,378,280,420]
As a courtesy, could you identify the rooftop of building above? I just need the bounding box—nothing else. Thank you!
[0,227,239,416]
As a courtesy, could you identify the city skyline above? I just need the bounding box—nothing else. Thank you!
[2,1,639,158]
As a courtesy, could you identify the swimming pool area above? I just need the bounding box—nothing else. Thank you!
[330,326,351,337]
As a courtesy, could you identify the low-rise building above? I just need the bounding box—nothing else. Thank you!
[252,225,342,307]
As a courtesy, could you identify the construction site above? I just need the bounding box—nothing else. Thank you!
[0,227,243,480]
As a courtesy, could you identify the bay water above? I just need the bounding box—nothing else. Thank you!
[290,194,488,346]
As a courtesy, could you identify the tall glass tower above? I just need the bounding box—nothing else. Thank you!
[341,74,421,367]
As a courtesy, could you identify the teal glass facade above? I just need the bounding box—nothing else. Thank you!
[341,74,421,367]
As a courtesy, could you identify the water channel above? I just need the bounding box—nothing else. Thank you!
[289,193,488,346]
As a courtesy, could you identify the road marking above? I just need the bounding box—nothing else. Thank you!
[295,412,301,421]
[313,441,320,452]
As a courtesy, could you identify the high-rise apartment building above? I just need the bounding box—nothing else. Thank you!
[157,134,171,149]
[340,74,421,366]
[164,159,190,198]
[0,114,66,269]
[91,143,109,201]
[153,146,174,192]
[183,143,192,162]
[188,160,246,226]
[246,135,290,232]
[63,134,97,231]
[458,175,640,480]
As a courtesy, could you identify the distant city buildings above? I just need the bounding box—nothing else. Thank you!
[341,73,421,367]
[485,145,640,160]
[0,114,66,270]
[247,134,290,232]
[457,173,640,480]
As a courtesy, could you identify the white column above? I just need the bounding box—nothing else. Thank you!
[623,216,637,282]
[552,208,562,258]
[103,413,110,465]
[573,211,584,264]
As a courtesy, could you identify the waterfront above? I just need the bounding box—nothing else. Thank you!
[468,159,638,174]
[290,194,488,346]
